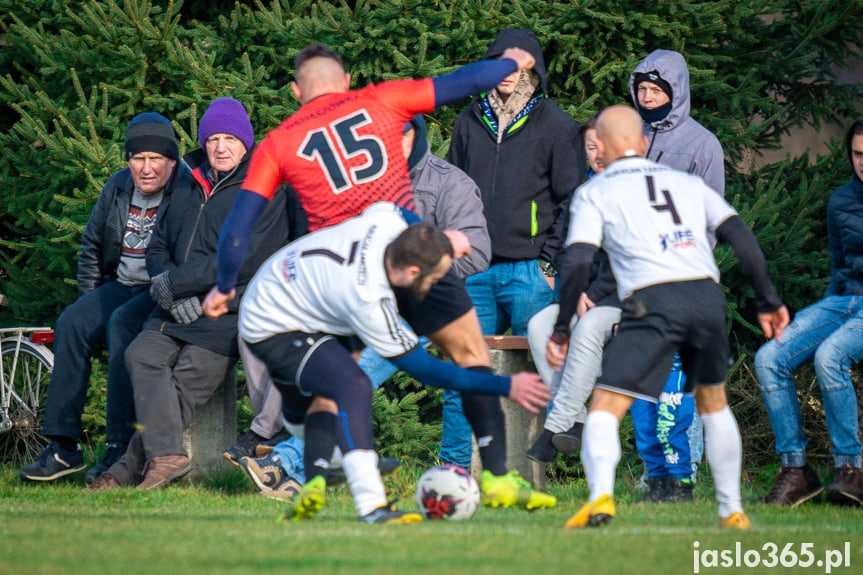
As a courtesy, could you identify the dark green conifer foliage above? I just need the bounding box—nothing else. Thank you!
[1,0,861,468]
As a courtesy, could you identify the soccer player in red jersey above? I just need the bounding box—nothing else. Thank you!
[204,44,556,511]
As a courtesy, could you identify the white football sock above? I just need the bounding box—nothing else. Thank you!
[581,410,620,502]
[342,449,386,516]
[702,406,743,519]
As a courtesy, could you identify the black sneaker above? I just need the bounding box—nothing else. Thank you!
[551,422,584,455]
[254,429,292,457]
[222,430,267,466]
[358,502,422,524]
[526,429,557,464]
[85,442,127,485]
[826,465,863,506]
[765,464,823,506]
[644,476,667,502]
[327,456,402,487]
[660,477,694,502]
[20,441,86,481]
[224,430,292,465]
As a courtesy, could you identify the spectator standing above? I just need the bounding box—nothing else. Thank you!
[446,28,586,467]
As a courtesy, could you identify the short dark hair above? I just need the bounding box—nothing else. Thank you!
[295,44,344,74]
[387,223,453,275]
[845,119,863,168]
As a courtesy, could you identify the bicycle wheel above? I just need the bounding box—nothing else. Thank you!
[0,339,54,465]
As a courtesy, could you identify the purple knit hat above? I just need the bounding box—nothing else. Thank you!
[198,98,255,152]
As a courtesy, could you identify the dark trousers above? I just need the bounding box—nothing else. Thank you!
[42,281,152,444]
[125,329,234,460]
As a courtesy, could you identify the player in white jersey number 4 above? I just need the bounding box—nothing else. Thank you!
[206,203,550,523]
[548,106,790,530]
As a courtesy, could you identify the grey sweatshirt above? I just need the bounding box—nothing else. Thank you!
[409,145,491,279]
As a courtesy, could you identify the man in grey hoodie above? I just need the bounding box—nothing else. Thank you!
[628,49,725,500]
[630,49,724,195]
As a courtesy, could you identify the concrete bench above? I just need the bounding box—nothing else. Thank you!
[182,368,238,477]
[469,335,547,490]
[182,335,548,484]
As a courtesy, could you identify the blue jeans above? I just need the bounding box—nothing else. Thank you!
[755,295,863,468]
[273,435,306,483]
[440,260,554,466]
[631,357,695,479]
[42,282,152,444]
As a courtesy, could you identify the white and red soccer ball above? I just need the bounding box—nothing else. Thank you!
[415,464,480,520]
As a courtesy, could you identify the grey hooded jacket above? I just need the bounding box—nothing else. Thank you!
[630,49,725,196]
[409,144,491,279]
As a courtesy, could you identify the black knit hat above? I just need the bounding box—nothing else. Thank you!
[633,71,673,102]
[125,112,179,161]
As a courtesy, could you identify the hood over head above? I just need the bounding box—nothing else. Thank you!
[404,115,429,171]
[630,49,691,131]
[483,28,547,92]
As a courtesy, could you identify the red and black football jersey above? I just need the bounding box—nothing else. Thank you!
[243,79,436,231]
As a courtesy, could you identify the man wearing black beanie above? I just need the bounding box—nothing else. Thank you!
[20,112,193,484]
[630,50,724,195]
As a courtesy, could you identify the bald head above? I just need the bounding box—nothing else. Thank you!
[291,46,351,104]
[595,105,648,166]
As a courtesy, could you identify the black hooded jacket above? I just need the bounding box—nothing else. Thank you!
[447,29,586,265]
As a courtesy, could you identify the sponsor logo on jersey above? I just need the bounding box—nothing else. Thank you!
[357,224,377,286]
[281,249,298,283]
[659,229,696,251]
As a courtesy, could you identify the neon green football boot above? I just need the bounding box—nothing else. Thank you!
[481,469,556,510]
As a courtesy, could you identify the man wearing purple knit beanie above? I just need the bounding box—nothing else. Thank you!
[89,97,303,491]
[195,97,256,179]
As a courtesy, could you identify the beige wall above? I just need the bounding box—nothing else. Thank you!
[755,56,863,167]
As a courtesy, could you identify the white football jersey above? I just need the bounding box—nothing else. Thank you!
[240,202,418,358]
[566,156,737,301]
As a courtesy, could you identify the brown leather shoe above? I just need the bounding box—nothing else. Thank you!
[765,464,823,506]
[83,472,120,493]
[136,455,193,491]
[826,465,863,506]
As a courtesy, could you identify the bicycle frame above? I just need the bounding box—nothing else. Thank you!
[0,327,54,434]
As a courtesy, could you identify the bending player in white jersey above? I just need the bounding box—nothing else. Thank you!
[210,202,550,524]
[547,106,789,529]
